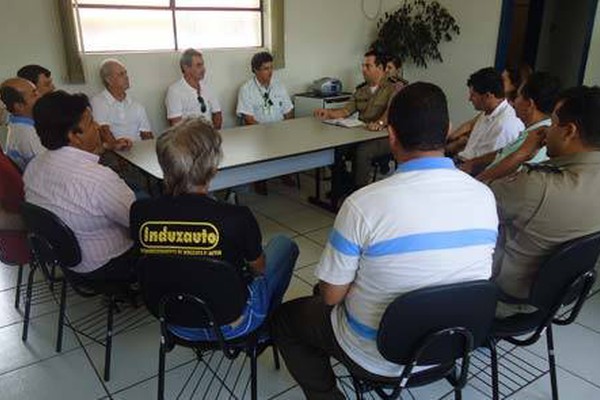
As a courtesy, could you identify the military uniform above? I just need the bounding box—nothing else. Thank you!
[491,152,600,302]
[344,79,396,123]
[345,79,397,187]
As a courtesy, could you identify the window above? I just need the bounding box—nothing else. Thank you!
[73,0,263,52]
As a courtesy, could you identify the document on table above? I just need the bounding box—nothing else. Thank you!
[322,115,364,128]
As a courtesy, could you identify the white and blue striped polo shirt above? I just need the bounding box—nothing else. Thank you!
[315,157,498,377]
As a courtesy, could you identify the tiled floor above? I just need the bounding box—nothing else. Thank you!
[1,177,599,399]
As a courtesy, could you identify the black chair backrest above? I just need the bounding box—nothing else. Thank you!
[530,231,600,311]
[20,202,81,268]
[377,280,497,366]
[138,254,249,328]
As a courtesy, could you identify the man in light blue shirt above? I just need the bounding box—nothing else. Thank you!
[236,51,294,125]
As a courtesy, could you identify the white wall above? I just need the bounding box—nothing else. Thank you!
[0,0,502,135]
[584,3,600,86]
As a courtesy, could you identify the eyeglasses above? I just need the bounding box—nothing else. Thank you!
[263,92,273,108]
[197,95,207,113]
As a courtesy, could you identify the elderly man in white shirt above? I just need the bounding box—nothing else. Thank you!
[237,51,294,125]
[91,59,153,143]
[165,48,222,129]
[0,77,43,171]
[447,68,524,166]
[24,91,137,282]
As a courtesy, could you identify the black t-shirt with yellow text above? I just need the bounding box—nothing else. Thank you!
[130,194,263,274]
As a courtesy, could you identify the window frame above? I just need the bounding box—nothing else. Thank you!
[73,0,265,53]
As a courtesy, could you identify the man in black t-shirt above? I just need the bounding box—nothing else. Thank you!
[130,118,299,340]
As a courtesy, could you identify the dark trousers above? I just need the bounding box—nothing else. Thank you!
[273,295,379,400]
[68,246,139,285]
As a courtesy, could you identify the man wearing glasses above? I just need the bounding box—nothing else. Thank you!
[165,48,222,129]
[236,51,294,125]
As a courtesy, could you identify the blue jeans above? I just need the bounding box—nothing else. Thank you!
[169,234,299,341]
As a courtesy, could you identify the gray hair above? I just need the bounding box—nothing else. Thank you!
[179,48,202,73]
[99,59,122,88]
[156,118,223,196]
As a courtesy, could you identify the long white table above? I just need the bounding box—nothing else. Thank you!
[116,117,387,192]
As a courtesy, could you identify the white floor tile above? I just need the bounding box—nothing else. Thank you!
[275,208,334,235]
[294,237,324,270]
[254,214,297,244]
[0,310,81,375]
[0,348,106,400]
[294,263,318,286]
[83,321,196,393]
[508,368,600,399]
[283,277,312,303]
[303,226,331,247]
[0,285,58,328]
[576,291,600,333]
[524,322,600,386]
[250,193,311,220]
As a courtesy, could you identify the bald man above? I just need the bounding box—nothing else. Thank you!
[0,77,43,170]
[90,59,153,146]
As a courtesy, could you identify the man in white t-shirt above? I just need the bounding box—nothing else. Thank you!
[447,68,524,165]
[0,77,43,171]
[91,59,153,143]
[273,82,498,399]
[165,48,222,129]
[236,51,293,125]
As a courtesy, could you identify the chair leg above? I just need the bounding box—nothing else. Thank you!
[15,264,24,309]
[546,326,559,400]
[22,263,37,341]
[158,334,167,400]
[271,343,280,370]
[454,387,462,400]
[490,339,500,400]
[250,346,258,400]
[104,296,115,381]
[49,263,56,291]
[56,280,68,352]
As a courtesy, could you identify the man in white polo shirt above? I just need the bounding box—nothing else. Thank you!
[165,48,222,129]
[273,82,498,399]
[91,59,153,143]
[447,68,524,167]
[0,77,43,171]
[236,51,293,125]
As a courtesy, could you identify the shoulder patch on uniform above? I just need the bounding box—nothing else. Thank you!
[523,163,562,174]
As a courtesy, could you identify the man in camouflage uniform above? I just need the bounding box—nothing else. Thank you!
[314,50,396,188]
[491,86,600,317]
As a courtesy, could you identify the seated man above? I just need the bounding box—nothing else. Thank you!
[130,118,299,340]
[23,91,137,283]
[17,64,56,96]
[236,51,294,125]
[91,59,153,143]
[273,82,498,398]
[0,143,28,264]
[461,72,561,181]
[0,78,43,170]
[384,54,408,92]
[447,67,524,164]
[491,86,600,317]
[166,48,222,129]
[314,50,397,188]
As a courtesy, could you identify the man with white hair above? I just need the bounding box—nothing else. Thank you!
[91,59,153,144]
[165,48,222,129]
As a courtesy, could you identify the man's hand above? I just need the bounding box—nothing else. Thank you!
[366,120,386,131]
[314,108,330,120]
[517,127,547,159]
[140,131,154,140]
[111,137,133,151]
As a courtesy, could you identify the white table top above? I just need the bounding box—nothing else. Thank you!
[116,117,387,179]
